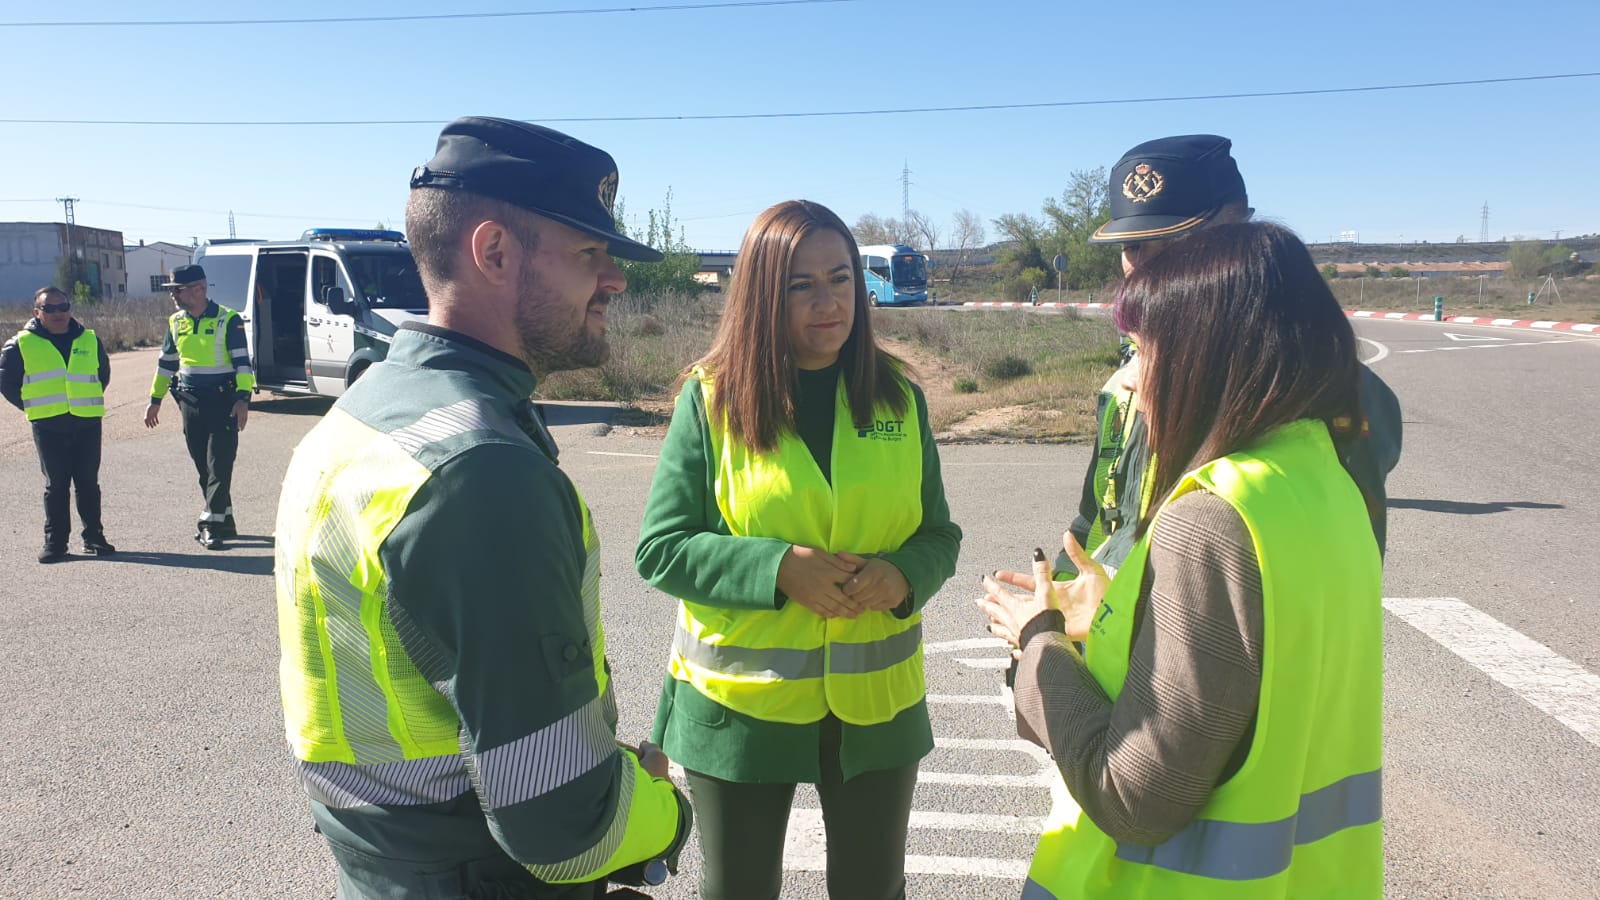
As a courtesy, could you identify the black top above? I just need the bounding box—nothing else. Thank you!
[794,362,841,484]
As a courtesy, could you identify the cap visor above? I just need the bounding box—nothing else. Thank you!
[536,208,665,262]
[1091,212,1212,243]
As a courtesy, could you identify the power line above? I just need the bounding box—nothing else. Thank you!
[0,0,848,28]
[2,71,1594,127]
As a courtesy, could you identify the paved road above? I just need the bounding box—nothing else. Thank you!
[1,318,1596,898]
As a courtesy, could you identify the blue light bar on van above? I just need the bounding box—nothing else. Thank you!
[302,228,406,243]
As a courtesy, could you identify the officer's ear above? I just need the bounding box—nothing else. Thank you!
[467,219,518,288]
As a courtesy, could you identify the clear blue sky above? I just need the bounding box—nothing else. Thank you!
[3,0,1596,252]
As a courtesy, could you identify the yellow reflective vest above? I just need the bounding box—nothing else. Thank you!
[276,402,676,884]
[668,372,926,726]
[152,305,256,395]
[1025,419,1383,899]
[17,329,104,421]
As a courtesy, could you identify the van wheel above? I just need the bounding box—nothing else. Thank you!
[348,363,369,386]
[869,292,879,307]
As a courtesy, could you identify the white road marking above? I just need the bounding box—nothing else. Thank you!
[1442,332,1509,342]
[927,693,1011,705]
[1385,597,1600,748]
[585,450,658,458]
[1397,339,1576,354]
[925,637,1010,654]
[1357,336,1390,365]
[784,808,1032,878]
[956,657,1013,669]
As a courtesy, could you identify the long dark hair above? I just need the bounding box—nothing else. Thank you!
[691,199,907,452]
[1115,222,1369,535]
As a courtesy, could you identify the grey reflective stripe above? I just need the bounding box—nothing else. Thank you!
[524,753,637,883]
[1020,879,1057,900]
[474,686,617,810]
[68,396,103,408]
[297,756,471,809]
[829,622,922,675]
[23,369,65,384]
[23,393,67,408]
[213,312,233,368]
[179,364,235,376]
[673,623,824,680]
[1114,769,1382,881]
[388,398,525,456]
[159,352,179,362]
[311,472,403,763]
[65,372,101,383]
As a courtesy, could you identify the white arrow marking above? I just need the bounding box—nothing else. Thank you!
[1442,332,1509,342]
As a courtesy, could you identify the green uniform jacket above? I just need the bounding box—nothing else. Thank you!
[637,375,961,784]
[291,324,689,890]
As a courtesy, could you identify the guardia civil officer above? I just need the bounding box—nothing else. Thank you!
[274,116,691,899]
[142,264,255,550]
[1058,135,1401,578]
[0,286,115,562]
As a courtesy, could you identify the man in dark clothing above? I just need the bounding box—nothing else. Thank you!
[142,264,256,550]
[0,286,115,562]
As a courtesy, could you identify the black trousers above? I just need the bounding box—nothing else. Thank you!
[32,416,104,550]
[684,717,919,900]
[174,386,238,521]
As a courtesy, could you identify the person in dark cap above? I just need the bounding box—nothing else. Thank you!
[273,116,691,900]
[143,263,256,550]
[1049,134,1400,577]
[0,286,115,562]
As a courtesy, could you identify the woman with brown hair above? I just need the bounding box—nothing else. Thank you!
[635,199,961,900]
[980,222,1384,898]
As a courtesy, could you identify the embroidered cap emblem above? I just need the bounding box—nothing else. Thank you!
[1122,164,1165,203]
[598,171,619,215]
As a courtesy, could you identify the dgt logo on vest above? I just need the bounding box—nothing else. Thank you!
[857,418,907,441]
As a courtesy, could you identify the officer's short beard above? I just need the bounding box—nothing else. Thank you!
[513,258,609,375]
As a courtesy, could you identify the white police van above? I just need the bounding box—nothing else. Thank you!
[194,228,427,398]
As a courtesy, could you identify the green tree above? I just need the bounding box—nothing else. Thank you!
[1364,264,1382,278]
[1388,266,1410,278]
[1039,167,1119,289]
[55,253,95,304]
[613,188,705,303]
[1321,263,1339,280]
[991,212,1049,280]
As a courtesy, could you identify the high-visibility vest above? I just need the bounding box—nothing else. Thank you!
[1024,419,1383,899]
[1083,366,1139,555]
[16,329,104,421]
[275,402,674,883]
[668,371,926,726]
[168,306,256,391]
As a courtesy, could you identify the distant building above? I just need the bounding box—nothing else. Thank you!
[1331,261,1508,278]
[125,240,195,297]
[0,221,127,303]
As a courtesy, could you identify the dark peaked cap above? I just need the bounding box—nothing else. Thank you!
[410,116,663,262]
[1090,134,1247,244]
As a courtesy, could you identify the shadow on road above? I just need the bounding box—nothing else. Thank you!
[1388,498,1565,515]
[85,546,275,575]
[537,403,621,427]
[253,395,335,417]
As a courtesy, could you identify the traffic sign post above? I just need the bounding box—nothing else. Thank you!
[1052,253,1067,304]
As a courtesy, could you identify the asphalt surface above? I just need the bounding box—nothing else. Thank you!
[1,317,1596,899]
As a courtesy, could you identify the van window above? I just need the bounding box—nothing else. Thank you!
[312,256,346,308]
[197,253,254,309]
[346,252,428,310]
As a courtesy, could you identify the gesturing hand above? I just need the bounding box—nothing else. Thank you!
[837,553,911,613]
[776,544,863,619]
[978,533,1111,656]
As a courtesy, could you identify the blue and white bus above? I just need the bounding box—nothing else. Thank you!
[857,243,929,306]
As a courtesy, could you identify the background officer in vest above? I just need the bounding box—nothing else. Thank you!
[0,286,115,563]
[981,223,1384,897]
[636,200,961,900]
[1056,134,1401,579]
[275,116,691,899]
[142,264,255,550]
